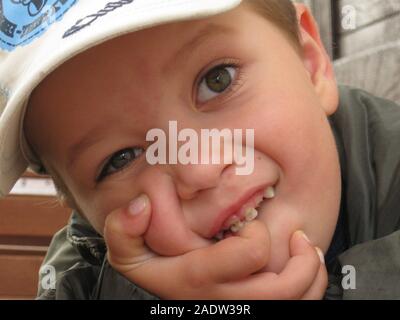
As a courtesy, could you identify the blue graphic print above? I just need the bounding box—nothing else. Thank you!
[0,0,77,51]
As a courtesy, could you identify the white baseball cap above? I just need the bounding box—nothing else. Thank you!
[0,0,242,197]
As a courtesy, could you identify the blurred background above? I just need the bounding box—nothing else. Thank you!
[0,0,399,299]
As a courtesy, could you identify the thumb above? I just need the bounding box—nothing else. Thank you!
[289,230,324,263]
[104,194,155,271]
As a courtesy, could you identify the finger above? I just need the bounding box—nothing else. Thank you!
[301,257,328,300]
[183,220,271,285]
[271,231,323,299]
[209,231,322,299]
[204,262,326,300]
[104,194,155,270]
[119,220,271,298]
[301,247,328,300]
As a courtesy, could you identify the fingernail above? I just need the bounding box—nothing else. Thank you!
[315,247,325,264]
[296,230,311,243]
[128,194,147,216]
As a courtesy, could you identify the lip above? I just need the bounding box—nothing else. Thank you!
[208,183,271,238]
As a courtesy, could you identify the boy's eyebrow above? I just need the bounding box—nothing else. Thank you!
[163,23,236,75]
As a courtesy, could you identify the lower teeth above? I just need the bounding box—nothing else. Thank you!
[230,221,244,233]
[213,205,262,241]
[245,208,258,221]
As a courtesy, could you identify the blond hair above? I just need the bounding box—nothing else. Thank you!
[248,0,301,52]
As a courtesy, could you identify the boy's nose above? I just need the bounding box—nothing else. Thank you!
[172,162,229,200]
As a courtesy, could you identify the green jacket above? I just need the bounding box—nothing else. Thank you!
[36,86,400,299]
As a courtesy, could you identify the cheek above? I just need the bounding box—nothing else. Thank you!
[76,166,210,255]
[78,201,109,235]
[259,202,303,273]
[68,161,162,234]
[252,86,335,187]
[68,179,144,235]
[249,94,340,270]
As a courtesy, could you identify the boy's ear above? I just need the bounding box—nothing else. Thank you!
[294,3,338,116]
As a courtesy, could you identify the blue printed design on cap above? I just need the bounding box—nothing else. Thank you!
[0,0,77,51]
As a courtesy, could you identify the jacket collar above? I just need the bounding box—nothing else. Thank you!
[67,210,106,266]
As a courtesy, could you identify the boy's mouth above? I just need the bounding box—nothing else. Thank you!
[212,185,276,241]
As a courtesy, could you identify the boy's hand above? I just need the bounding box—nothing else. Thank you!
[104,194,327,299]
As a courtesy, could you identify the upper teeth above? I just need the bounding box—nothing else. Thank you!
[214,186,275,240]
[230,220,245,233]
[229,208,257,233]
[245,207,258,221]
[264,186,275,199]
[214,207,258,239]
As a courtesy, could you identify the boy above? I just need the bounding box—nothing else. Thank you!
[0,0,399,299]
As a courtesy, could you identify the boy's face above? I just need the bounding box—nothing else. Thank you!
[25,3,341,273]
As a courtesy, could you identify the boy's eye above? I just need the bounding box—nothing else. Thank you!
[97,147,144,182]
[197,64,237,104]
